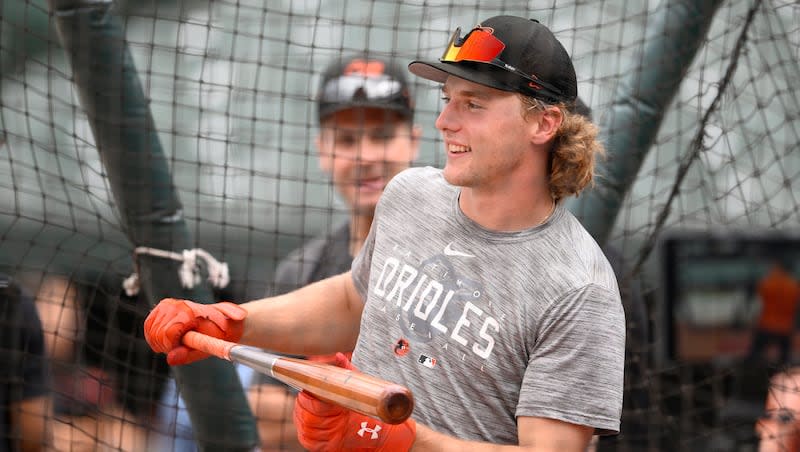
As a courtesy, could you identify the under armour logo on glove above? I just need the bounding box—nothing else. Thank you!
[358,421,382,439]
[294,353,417,451]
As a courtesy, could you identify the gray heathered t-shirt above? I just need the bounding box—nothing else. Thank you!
[351,167,625,444]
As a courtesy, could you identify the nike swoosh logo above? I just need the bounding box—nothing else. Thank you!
[444,242,475,258]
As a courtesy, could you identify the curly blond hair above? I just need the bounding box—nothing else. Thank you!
[521,96,605,203]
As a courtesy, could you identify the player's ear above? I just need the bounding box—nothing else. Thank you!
[529,106,563,146]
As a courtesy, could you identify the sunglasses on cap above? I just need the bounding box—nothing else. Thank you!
[441,26,565,102]
[320,74,404,105]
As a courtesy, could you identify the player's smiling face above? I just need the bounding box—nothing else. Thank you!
[317,108,419,214]
[435,77,535,189]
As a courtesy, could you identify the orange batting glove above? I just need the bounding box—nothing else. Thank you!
[294,353,416,452]
[144,298,247,366]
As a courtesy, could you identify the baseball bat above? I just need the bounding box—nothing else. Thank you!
[182,331,414,424]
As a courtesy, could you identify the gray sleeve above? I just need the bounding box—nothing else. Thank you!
[351,168,421,300]
[351,187,384,302]
[518,284,626,435]
[351,222,376,302]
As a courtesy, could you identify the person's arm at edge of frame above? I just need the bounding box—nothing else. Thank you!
[410,416,594,452]
[239,270,364,356]
[12,395,52,452]
[15,280,54,452]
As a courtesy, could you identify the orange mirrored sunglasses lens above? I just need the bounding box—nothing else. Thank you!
[442,29,505,63]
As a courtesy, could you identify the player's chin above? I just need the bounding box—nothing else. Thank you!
[442,166,470,187]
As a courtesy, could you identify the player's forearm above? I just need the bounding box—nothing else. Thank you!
[240,271,362,354]
[412,424,505,452]
[412,423,591,452]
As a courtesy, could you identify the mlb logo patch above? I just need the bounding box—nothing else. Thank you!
[418,354,437,368]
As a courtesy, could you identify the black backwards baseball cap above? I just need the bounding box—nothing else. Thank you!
[317,54,414,122]
[409,16,577,105]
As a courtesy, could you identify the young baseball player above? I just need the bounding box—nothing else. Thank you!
[145,15,625,451]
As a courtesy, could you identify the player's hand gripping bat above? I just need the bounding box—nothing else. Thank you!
[181,331,414,424]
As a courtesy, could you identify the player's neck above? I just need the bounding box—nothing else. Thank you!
[459,187,554,232]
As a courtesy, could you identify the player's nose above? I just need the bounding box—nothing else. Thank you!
[435,102,459,133]
[355,139,388,163]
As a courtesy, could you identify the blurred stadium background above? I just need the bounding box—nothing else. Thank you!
[1,0,798,450]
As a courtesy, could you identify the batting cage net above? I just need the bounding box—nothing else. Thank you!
[1,0,798,450]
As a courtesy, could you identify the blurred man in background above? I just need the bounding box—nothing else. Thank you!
[246,53,420,451]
